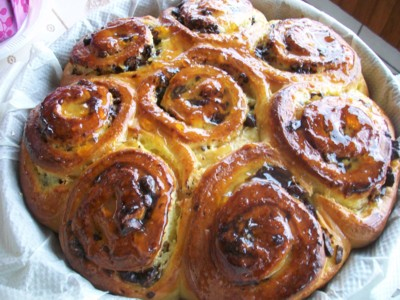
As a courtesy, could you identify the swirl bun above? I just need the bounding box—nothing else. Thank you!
[19,0,400,299]
[183,143,350,299]
[162,0,268,50]
[254,18,367,92]
[20,78,135,231]
[262,82,399,247]
[59,149,180,299]
[137,45,270,149]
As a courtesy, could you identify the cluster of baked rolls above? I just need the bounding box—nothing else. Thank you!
[19,0,400,299]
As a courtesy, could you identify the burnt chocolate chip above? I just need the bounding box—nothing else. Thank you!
[119,267,161,287]
[272,234,285,245]
[323,231,334,257]
[244,113,257,128]
[210,112,226,124]
[335,245,344,264]
[83,36,91,46]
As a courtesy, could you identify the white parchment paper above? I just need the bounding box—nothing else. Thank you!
[0,0,399,299]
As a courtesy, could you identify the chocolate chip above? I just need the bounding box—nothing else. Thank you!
[142,45,153,61]
[272,234,285,245]
[244,113,257,128]
[146,291,156,299]
[384,167,395,187]
[124,56,139,71]
[189,98,209,106]
[69,238,85,258]
[139,175,156,196]
[210,112,226,124]
[286,120,302,132]
[93,233,102,241]
[109,87,121,99]
[392,139,400,160]
[152,29,161,45]
[201,8,212,16]
[143,194,153,208]
[251,16,256,25]
[121,218,143,235]
[98,51,108,58]
[113,65,125,74]
[323,231,334,257]
[335,245,344,264]
[238,72,249,85]
[83,37,91,46]
[171,85,187,99]
[119,267,161,287]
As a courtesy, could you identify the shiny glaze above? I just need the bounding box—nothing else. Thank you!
[59,149,176,292]
[138,45,270,145]
[255,18,364,90]
[71,17,155,74]
[184,144,326,299]
[161,0,268,51]
[24,79,135,173]
[272,83,392,195]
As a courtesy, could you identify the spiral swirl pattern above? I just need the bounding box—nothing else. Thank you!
[255,18,365,91]
[59,149,178,297]
[138,46,270,145]
[270,83,393,196]
[161,0,268,50]
[24,79,135,173]
[184,144,328,299]
[68,17,158,76]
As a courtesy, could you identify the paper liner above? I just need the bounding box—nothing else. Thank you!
[0,0,399,299]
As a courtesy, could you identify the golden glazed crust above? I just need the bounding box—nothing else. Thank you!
[19,0,400,299]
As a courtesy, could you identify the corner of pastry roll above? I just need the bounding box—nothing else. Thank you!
[135,130,198,196]
[267,82,399,248]
[161,0,268,51]
[19,78,135,231]
[253,18,367,93]
[137,45,271,168]
[182,143,350,300]
[59,149,181,299]
[61,16,171,85]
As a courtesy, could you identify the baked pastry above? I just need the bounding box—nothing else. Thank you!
[20,78,136,231]
[19,0,400,299]
[252,18,368,93]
